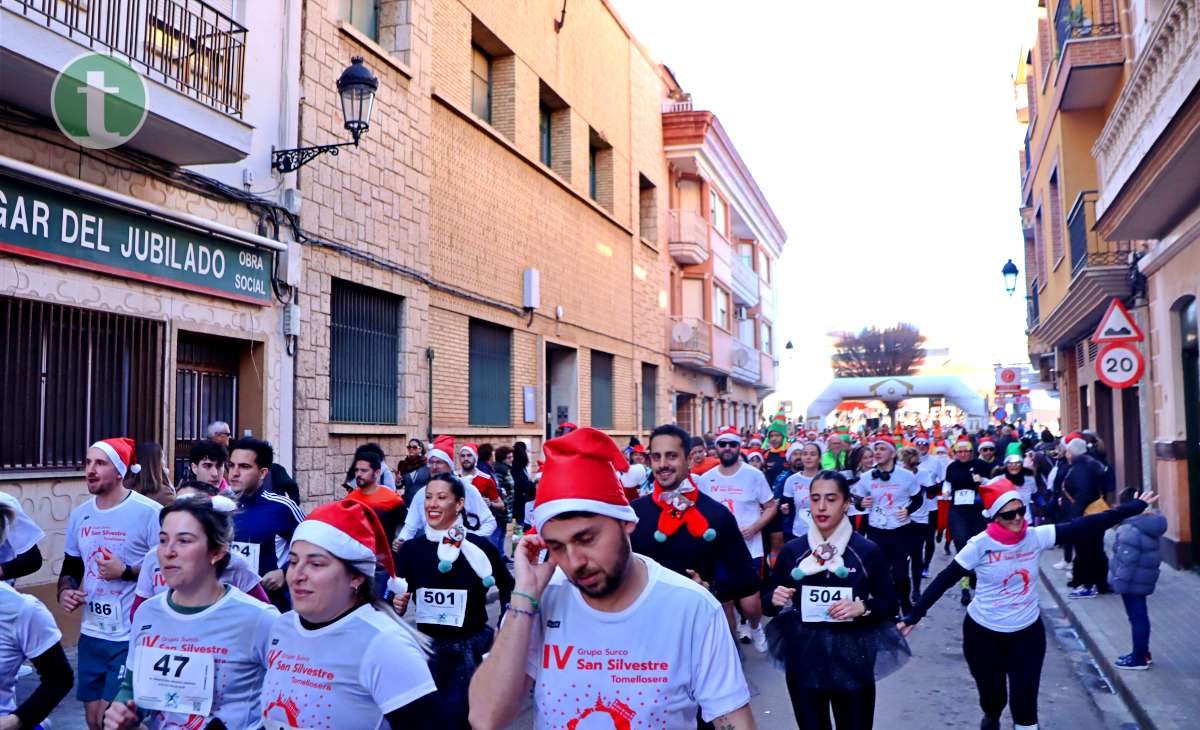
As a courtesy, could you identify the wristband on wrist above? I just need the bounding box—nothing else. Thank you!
[511,590,540,611]
[121,565,135,582]
[507,604,538,618]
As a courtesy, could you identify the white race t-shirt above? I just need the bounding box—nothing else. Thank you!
[781,472,817,531]
[696,464,774,558]
[126,588,278,729]
[260,605,436,729]
[136,549,263,599]
[524,556,750,728]
[856,467,921,531]
[0,492,44,565]
[956,524,1057,632]
[0,582,60,714]
[910,464,939,524]
[64,491,162,641]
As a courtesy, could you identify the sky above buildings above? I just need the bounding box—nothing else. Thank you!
[610,0,1039,410]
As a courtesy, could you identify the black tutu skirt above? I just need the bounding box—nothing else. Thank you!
[765,609,911,690]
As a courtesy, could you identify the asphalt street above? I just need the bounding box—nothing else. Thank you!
[27,547,1135,729]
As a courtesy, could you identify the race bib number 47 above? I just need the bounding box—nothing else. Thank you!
[133,646,214,716]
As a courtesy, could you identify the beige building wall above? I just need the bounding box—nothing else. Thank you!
[427,0,672,453]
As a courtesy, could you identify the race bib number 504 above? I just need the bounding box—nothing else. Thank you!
[133,646,214,716]
[800,586,853,623]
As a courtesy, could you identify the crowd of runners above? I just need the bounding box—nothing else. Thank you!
[0,414,1157,729]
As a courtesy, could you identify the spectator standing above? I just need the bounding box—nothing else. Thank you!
[205,421,232,448]
[511,442,535,533]
[1062,436,1107,597]
[123,442,174,508]
[188,440,230,495]
[1108,488,1168,670]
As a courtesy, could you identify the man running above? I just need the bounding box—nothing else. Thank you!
[631,425,758,632]
[944,435,991,605]
[58,438,161,730]
[187,439,229,494]
[468,427,756,729]
[227,436,305,611]
[696,426,777,652]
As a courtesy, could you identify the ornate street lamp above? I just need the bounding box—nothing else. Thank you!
[272,57,380,173]
[1002,259,1019,296]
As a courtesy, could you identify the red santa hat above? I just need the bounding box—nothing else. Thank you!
[428,435,455,468]
[980,477,1023,518]
[871,434,896,452]
[90,438,139,478]
[786,441,806,460]
[459,442,479,460]
[978,437,997,451]
[714,426,741,445]
[954,435,973,451]
[293,499,396,578]
[531,427,636,532]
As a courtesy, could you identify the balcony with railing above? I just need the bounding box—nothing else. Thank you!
[668,316,735,375]
[2,0,253,164]
[1052,0,1124,111]
[730,339,759,385]
[667,209,710,265]
[756,350,777,395]
[1028,278,1041,329]
[729,253,760,308]
[1069,191,1132,277]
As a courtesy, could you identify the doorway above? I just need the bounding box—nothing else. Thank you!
[174,332,241,482]
[1179,297,1199,566]
[545,343,577,442]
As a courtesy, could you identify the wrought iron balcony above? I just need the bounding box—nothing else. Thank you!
[1068,190,1131,278]
[8,0,247,117]
[1054,0,1120,52]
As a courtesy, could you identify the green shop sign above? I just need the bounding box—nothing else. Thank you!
[0,172,272,305]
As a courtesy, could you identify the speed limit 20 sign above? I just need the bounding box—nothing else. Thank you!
[1095,343,1145,389]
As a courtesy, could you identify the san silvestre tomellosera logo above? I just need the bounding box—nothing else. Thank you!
[51,53,148,150]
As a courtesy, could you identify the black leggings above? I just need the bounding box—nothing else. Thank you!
[867,526,912,614]
[962,614,1046,727]
[909,521,933,594]
[786,675,876,730]
[948,509,983,590]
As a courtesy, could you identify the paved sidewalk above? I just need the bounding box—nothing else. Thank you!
[1040,546,1200,730]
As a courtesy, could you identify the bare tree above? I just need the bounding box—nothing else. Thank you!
[832,323,927,377]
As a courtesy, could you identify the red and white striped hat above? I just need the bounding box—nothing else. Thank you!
[90,438,139,478]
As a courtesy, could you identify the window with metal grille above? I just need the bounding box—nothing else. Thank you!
[591,350,614,430]
[641,363,657,430]
[330,279,401,424]
[0,296,163,471]
[468,319,512,426]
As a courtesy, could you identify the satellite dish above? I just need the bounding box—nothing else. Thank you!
[732,348,750,367]
[671,320,694,343]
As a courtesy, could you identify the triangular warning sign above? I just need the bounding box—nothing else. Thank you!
[1092,298,1144,343]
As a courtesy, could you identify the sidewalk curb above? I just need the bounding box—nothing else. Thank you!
[1039,568,1153,730]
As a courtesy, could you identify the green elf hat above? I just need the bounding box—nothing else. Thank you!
[766,407,788,438]
[1005,441,1023,459]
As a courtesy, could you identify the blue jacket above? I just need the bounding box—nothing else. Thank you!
[1108,512,1167,596]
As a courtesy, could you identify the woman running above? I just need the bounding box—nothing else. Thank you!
[781,442,823,538]
[105,495,279,730]
[130,482,268,619]
[260,500,437,729]
[764,470,909,730]
[899,479,1157,730]
[392,474,513,729]
[0,501,72,730]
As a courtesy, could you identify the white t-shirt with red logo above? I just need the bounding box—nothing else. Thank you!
[523,556,750,729]
[696,463,774,558]
[260,605,436,729]
[854,467,921,531]
[955,524,1057,632]
[64,491,162,642]
[781,472,816,531]
[136,549,263,599]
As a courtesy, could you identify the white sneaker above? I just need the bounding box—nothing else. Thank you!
[751,625,768,653]
[736,621,751,643]
[1053,560,1071,570]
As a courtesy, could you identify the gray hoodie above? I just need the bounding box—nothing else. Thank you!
[1108,512,1168,595]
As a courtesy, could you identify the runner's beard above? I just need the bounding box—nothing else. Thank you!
[569,536,632,599]
[718,451,739,467]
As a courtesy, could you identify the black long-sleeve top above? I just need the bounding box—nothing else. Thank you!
[0,546,42,582]
[14,642,72,728]
[763,531,898,626]
[944,458,991,511]
[905,499,1147,625]
[396,532,513,639]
